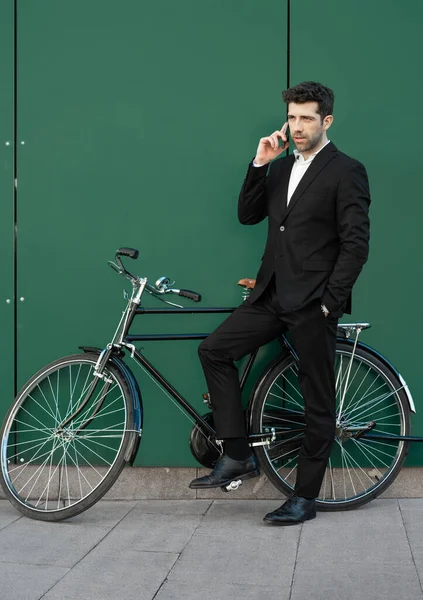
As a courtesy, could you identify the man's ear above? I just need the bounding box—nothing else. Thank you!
[323,115,334,131]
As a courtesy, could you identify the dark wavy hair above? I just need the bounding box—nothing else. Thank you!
[282,81,334,120]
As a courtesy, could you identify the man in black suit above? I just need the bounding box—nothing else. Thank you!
[190,81,371,525]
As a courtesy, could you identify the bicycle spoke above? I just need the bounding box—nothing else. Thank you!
[352,437,398,465]
[73,403,125,428]
[19,392,57,424]
[63,444,96,490]
[34,436,63,508]
[18,405,53,432]
[70,442,108,476]
[347,396,401,423]
[8,424,53,434]
[73,434,123,455]
[20,448,59,500]
[9,436,55,477]
[63,366,96,422]
[346,384,399,417]
[6,434,54,452]
[265,403,304,416]
[69,438,86,500]
[340,365,373,413]
[336,439,358,497]
[72,436,116,467]
[275,368,304,399]
[263,412,306,427]
[71,385,122,428]
[337,360,363,407]
[362,437,403,450]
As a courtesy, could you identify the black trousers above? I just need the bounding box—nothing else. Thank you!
[198,276,338,498]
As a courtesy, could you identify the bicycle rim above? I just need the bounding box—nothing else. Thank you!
[252,343,410,509]
[0,354,131,519]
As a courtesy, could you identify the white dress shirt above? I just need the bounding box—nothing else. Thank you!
[287,140,330,204]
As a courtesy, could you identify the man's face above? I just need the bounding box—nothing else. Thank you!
[287,101,329,154]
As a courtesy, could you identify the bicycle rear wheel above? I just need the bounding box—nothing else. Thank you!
[249,341,411,510]
[0,353,133,521]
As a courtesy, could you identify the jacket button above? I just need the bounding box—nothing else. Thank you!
[280,226,285,232]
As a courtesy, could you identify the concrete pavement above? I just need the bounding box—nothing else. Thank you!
[1,497,423,600]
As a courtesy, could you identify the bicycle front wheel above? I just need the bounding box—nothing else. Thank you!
[249,341,411,510]
[0,353,133,521]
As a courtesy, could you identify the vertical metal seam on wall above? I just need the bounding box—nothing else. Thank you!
[286,0,291,155]
[13,0,17,398]
[287,0,290,90]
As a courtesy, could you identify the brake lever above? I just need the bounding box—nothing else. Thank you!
[144,288,183,308]
[108,261,123,275]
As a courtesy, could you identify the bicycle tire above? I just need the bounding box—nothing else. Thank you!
[248,341,411,510]
[0,353,133,521]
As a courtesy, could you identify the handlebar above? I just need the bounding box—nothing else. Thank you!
[178,289,201,302]
[116,248,139,260]
[109,247,202,303]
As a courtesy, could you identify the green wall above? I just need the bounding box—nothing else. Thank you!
[0,1,14,415]
[1,1,421,466]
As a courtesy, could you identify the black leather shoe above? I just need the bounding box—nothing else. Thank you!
[263,494,316,525]
[189,453,259,489]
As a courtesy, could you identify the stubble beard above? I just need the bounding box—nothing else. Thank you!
[294,130,325,154]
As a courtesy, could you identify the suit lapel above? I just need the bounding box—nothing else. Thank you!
[282,142,338,222]
[273,154,295,221]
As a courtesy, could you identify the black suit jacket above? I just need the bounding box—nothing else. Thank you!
[238,142,371,316]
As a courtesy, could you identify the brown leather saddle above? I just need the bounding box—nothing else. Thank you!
[237,278,256,290]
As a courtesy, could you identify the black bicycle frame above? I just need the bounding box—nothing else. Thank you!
[123,306,291,441]
[120,305,423,445]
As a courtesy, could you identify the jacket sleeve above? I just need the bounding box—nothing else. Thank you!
[321,161,371,313]
[238,160,269,225]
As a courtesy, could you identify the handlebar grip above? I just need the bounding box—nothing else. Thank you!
[117,247,139,260]
[179,289,202,302]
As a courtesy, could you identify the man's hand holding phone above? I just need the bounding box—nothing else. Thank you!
[253,122,289,167]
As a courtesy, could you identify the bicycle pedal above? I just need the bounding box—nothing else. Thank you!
[222,479,243,492]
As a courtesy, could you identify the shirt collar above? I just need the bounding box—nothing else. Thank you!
[293,139,331,164]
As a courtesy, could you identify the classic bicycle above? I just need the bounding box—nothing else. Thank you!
[0,248,416,521]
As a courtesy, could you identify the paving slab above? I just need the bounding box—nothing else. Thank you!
[43,547,178,600]
[97,512,202,553]
[399,498,423,510]
[297,499,412,566]
[290,563,423,600]
[195,499,295,539]
[204,499,283,520]
[65,499,137,526]
[155,580,286,600]
[399,500,423,583]
[128,498,212,516]
[0,518,111,568]
[0,499,22,531]
[168,531,298,588]
[0,562,69,600]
